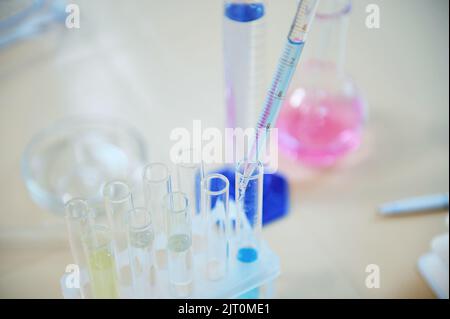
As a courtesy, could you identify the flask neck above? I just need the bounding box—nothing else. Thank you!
[306,0,351,74]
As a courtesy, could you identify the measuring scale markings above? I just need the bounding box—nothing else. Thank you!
[251,40,305,162]
[238,0,319,197]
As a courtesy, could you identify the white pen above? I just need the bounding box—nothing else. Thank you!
[379,193,449,216]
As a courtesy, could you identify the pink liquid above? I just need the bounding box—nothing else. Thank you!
[277,88,365,167]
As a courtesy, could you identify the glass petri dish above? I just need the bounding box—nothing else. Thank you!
[21,116,149,215]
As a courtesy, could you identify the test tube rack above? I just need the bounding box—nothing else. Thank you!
[60,208,280,299]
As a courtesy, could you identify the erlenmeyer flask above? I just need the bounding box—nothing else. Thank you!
[277,0,367,167]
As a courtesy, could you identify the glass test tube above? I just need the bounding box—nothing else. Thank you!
[127,207,156,298]
[82,224,119,299]
[103,181,134,292]
[202,174,230,281]
[165,192,193,297]
[64,198,93,299]
[235,160,264,263]
[175,148,205,252]
[143,162,171,269]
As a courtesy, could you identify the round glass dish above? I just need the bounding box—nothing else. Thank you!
[21,116,149,215]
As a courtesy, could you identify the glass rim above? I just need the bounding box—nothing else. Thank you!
[143,162,171,184]
[236,160,264,181]
[201,173,230,196]
[102,180,132,204]
[316,0,352,20]
[64,197,90,220]
[163,191,189,214]
[20,115,148,215]
[126,207,152,231]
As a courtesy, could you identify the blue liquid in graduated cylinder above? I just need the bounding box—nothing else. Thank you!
[225,2,265,22]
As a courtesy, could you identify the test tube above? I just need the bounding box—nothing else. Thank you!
[165,192,193,297]
[142,162,172,269]
[103,180,134,293]
[235,160,263,263]
[82,224,119,299]
[175,148,205,252]
[175,148,204,216]
[127,207,156,298]
[64,198,93,299]
[202,174,230,281]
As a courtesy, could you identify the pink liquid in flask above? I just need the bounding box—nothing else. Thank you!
[277,87,365,167]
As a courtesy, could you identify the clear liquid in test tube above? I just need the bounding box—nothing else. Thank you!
[64,198,93,299]
[103,180,134,295]
[175,148,206,253]
[127,207,156,298]
[165,192,193,297]
[143,162,172,270]
[202,174,230,281]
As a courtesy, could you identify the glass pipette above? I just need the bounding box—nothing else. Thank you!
[240,0,320,187]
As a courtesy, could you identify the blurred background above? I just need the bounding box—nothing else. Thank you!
[0,0,448,298]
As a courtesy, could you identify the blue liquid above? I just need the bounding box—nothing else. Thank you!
[237,247,258,263]
[225,3,265,22]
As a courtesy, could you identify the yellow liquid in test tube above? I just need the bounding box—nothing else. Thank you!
[87,247,119,299]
